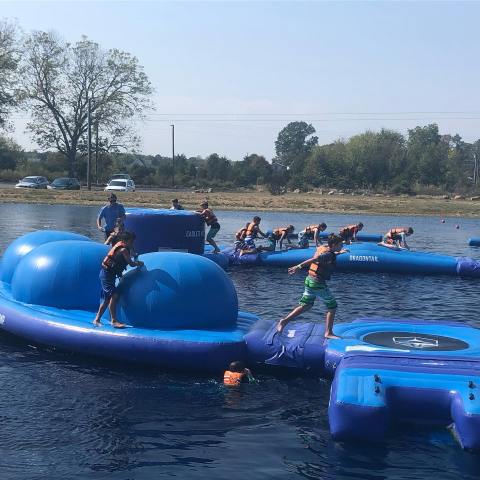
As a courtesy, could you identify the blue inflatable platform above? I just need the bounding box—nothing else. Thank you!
[246,316,480,450]
[0,231,258,371]
[216,242,480,278]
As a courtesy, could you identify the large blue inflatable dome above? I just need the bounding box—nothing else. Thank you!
[118,252,238,330]
[11,240,108,310]
[0,230,91,284]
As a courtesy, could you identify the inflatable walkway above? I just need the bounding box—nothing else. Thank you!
[469,237,480,247]
[217,242,480,277]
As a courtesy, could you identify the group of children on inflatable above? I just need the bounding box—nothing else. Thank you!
[234,216,414,254]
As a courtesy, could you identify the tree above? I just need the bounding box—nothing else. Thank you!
[274,121,318,170]
[205,153,232,181]
[0,136,24,170]
[20,32,153,175]
[0,21,20,129]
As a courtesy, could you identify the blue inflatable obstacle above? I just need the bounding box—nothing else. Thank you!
[0,231,258,371]
[218,242,480,277]
[124,208,205,255]
[469,237,480,247]
[246,317,480,450]
[124,208,229,268]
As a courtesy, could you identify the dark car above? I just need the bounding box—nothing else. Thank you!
[15,176,49,189]
[47,177,81,190]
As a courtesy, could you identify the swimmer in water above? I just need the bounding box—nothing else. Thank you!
[223,361,254,386]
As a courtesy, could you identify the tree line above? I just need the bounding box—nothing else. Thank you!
[0,20,479,194]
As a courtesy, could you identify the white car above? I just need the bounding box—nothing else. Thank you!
[104,179,136,192]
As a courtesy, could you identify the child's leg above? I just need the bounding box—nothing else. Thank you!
[109,293,126,328]
[324,309,339,339]
[93,298,110,325]
[277,304,310,332]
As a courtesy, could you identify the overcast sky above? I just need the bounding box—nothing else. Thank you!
[2,0,479,160]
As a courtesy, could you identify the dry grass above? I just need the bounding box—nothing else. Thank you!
[0,188,479,217]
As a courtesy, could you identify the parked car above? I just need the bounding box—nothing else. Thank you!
[105,179,136,192]
[109,173,131,181]
[48,177,81,190]
[15,176,49,189]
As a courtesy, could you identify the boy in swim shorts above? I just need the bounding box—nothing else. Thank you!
[277,234,347,339]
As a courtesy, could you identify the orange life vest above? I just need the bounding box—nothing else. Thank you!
[304,224,319,236]
[201,208,218,226]
[272,226,292,239]
[387,227,409,240]
[236,227,247,241]
[223,370,246,386]
[102,241,129,274]
[340,224,359,237]
[245,222,258,237]
[308,245,335,280]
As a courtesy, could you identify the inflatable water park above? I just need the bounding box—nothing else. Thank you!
[1,208,480,450]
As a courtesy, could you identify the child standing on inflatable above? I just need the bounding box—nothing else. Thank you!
[379,227,414,250]
[339,222,363,244]
[197,201,221,253]
[289,223,327,249]
[277,234,347,339]
[93,232,144,329]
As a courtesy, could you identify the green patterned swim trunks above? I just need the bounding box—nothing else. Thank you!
[298,276,337,310]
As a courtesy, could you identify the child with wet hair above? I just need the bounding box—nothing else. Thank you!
[223,361,254,386]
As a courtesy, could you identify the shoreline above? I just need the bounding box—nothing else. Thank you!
[0,188,479,217]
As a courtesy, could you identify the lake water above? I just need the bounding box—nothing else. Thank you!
[0,203,479,479]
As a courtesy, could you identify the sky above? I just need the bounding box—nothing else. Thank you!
[1,0,480,160]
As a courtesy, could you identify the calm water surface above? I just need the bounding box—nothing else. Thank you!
[0,203,479,479]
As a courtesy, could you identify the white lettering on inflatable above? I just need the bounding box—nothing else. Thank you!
[0,313,5,325]
[349,255,379,262]
[185,230,203,238]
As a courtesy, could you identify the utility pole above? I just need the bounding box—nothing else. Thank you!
[87,97,92,190]
[94,119,99,185]
[474,152,478,186]
[171,124,175,187]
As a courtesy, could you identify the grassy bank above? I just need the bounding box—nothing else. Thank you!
[0,188,479,217]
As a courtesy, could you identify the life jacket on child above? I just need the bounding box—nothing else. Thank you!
[340,224,359,238]
[223,370,246,386]
[308,245,336,281]
[236,227,248,241]
[102,241,130,276]
[304,224,320,237]
[386,227,409,241]
[245,222,258,238]
[272,226,292,240]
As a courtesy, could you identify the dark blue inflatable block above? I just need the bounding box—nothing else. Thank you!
[124,208,205,255]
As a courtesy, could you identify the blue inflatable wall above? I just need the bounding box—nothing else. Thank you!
[11,240,108,310]
[124,208,205,255]
[0,230,91,284]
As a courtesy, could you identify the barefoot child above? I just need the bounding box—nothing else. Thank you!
[93,231,144,329]
[197,201,221,253]
[277,234,347,339]
[379,227,414,250]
